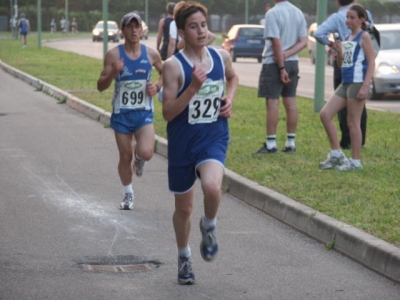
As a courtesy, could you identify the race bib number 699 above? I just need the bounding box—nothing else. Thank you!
[188,80,224,125]
[119,80,148,110]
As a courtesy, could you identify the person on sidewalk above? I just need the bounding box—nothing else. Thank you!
[319,4,375,171]
[97,12,163,210]
[314,0,374,149]
[18,13,30,49]
[254,0,307,154]
[162,1,238,285]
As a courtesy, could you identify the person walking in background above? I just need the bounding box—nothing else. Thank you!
[60,16,66,34]
[50,18,56,34]
[10,15,18,39]
[314,0,374,150]
[17,13,30,49]
[254,0,307,154]
[162,0,238,285]
[319,4,375,171]
[157,2,177,61]
[97,12,163,210]
[71,17,78,33]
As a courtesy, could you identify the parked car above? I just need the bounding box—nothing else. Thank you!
[222,24,265,63]
[92,21,120,43]
[307,22,334,65]
[369,23,400,100]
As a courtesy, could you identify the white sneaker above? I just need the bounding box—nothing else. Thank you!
[120,193,134,210]
[134,158,146,177]
[335,159,363,171]
[319,152,348,169]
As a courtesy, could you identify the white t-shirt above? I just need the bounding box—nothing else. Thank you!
[169,20,181,41]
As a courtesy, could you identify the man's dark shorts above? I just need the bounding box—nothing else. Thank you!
[258,61,299,99]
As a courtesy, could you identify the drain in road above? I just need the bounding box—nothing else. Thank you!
[78,255,161,273]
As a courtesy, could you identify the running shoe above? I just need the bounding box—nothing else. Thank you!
[120,193,134,210]
[253,143,278,154]
[134,158,146,177]
[319,152,348,169]
[335,159,363,171]
[282,146,296,153]
[178,256,195,285]
[199,218,218,262]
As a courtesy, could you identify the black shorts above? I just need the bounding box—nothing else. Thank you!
[258,61,299,99]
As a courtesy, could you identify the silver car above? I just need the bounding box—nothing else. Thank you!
[370,23,400,100]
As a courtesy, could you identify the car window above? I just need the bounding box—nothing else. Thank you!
[380,30,400,50]
[108,23,116,29]
[239,28,263,37]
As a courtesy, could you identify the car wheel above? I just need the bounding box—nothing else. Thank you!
[369,80,384,100]
[92,37,95,42]
[257,57,262,63]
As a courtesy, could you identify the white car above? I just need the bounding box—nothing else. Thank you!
[92,21,120,43]
[307,23,334,65]
[370,23,400,100]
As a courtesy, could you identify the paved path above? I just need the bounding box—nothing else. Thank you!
[0,58,399,298]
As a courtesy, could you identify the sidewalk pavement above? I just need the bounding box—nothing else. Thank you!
[1,60,399,284]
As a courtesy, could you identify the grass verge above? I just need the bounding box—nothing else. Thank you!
[1,35,399,247]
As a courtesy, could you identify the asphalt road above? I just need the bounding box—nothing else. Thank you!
[0,39,399,298]
[44,36,400,114]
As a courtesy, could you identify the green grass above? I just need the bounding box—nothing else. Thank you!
[1,35,399,247]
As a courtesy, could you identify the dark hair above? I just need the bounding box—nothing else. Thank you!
[174,1,208,30]
[166,2,175,15]
[348,3,368,30]
[339,0,354,6]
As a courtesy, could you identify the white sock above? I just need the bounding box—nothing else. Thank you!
[330,149,343,157]
[123,184,133,195]
[285,133,296,147]
[201,216,217,230]
[266,135,276,149]
[178,246,191,258]
[351,158,361,166]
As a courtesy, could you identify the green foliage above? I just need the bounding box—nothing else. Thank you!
[0,35,399,247]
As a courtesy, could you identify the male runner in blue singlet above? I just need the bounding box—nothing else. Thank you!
[97,12,163,210]
[18,13,30,49]
[162,1,238,285]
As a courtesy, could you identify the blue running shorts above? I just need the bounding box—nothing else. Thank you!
[110,110,153,134]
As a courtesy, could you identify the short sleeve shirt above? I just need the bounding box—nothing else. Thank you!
[262,1,307,64]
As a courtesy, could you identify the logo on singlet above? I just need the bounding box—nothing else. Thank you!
[140,59,148,64]
[135,68,147,74]
[121,66,132,77]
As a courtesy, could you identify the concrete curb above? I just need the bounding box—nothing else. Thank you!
[1,61,399,284]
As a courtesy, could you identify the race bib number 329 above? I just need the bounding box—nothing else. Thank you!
[188,80,224,125]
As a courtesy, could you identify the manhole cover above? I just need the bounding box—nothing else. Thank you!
[82,263,157,273]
